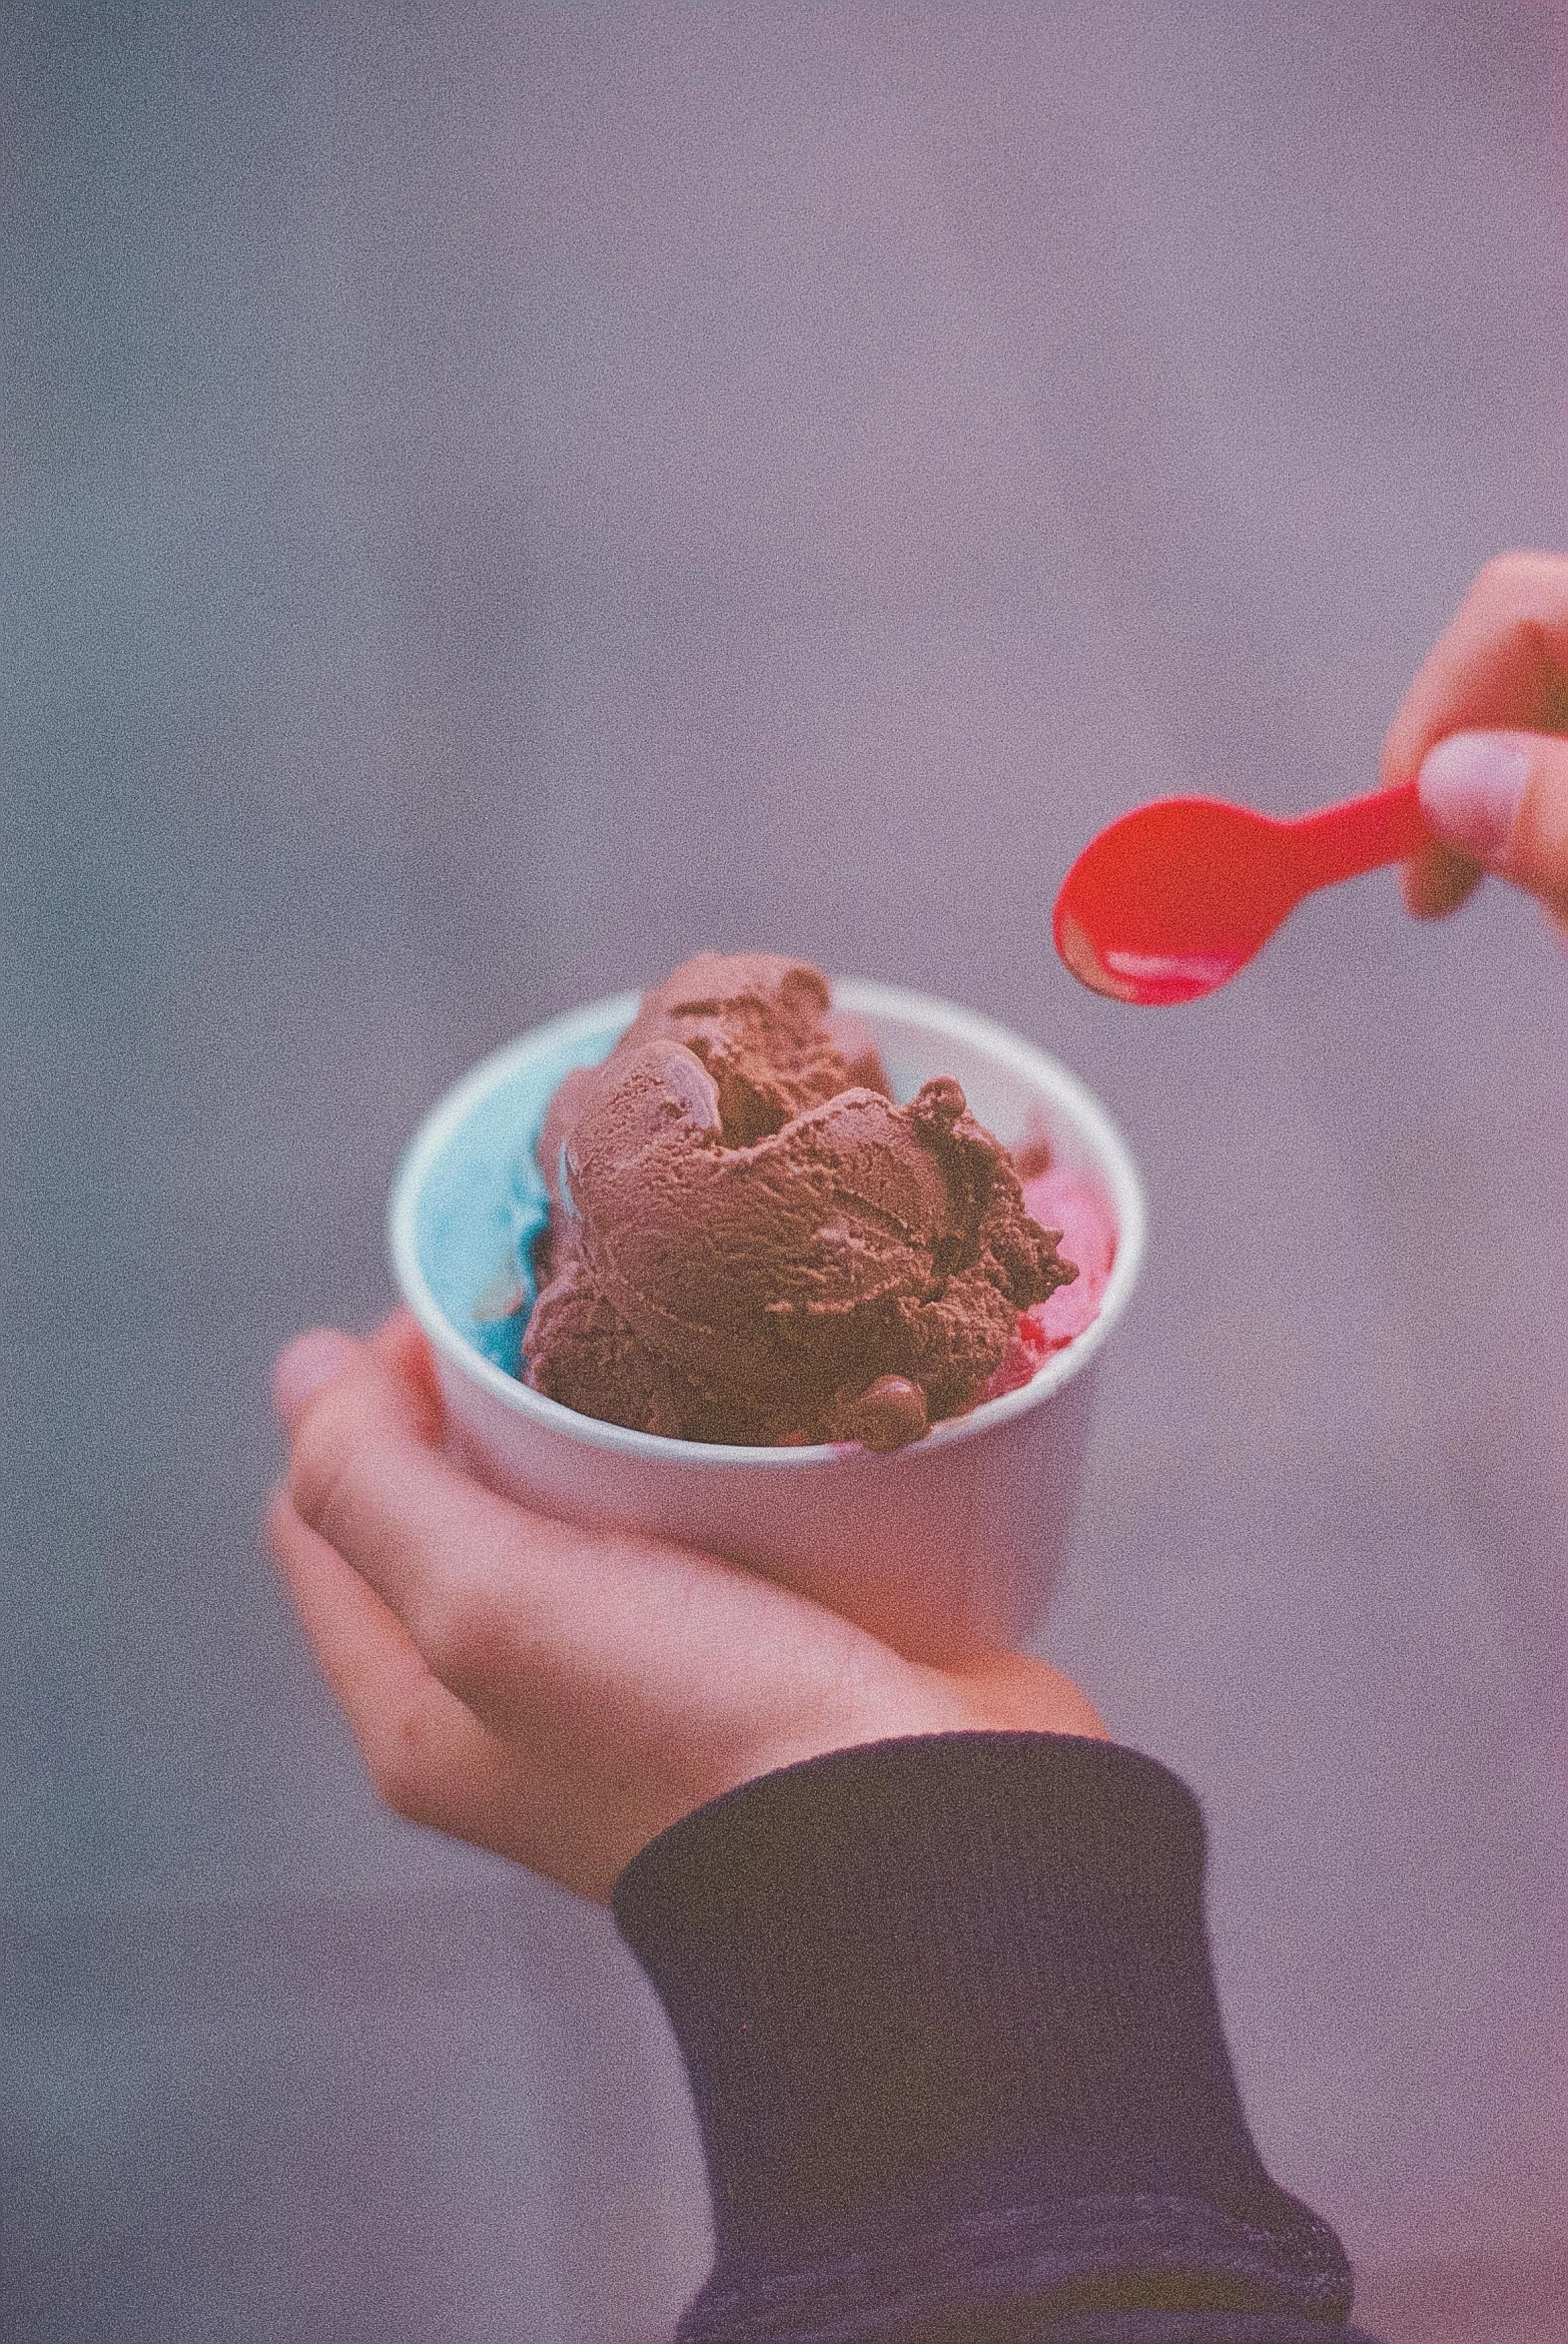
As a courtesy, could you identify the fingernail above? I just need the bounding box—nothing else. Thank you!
[1417,733,1530,865]
[273,1329,360,1429]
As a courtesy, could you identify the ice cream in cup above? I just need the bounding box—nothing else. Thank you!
[388,960,1146,1667]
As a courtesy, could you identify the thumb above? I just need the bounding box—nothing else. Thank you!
[1418,731,1568,924]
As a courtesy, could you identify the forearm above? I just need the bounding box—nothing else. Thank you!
[613,1732,1381,2343]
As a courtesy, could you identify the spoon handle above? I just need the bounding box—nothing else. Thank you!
[1285,779,1426,893]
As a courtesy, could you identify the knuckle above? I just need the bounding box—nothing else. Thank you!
[413,1579,513,1702]
[369,1708,437,1823]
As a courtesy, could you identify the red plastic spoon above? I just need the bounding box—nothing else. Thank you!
[1053,780,1428,1005]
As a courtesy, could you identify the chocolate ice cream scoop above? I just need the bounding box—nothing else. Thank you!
[607,949,891,1143]
[521,952,1077,1448]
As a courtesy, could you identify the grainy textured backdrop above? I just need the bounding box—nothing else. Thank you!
[3,5,1565,2340]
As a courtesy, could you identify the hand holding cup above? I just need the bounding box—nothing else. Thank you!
[268,1311,1106,1908]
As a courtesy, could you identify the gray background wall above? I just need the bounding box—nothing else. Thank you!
[3,4,1565,2340]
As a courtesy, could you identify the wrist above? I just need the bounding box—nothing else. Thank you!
[732,1647,1107,1802]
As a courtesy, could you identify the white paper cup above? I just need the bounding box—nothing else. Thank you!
[388,980,1146,1665]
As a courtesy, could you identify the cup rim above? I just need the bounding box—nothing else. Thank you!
[387,977,1148,1470]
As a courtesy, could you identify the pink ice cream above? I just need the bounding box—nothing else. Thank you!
[980,1167,1120,1401]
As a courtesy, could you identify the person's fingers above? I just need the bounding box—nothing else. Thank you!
[1379,554,1568,925]
[1401,836,1485,921]
[274,1327,364,1430]
[280,1333,541,1709]
[1380,551,1568,795]
[368,1309,446,1437]
[266,1484,515,1845]
[277,1337,941,1890]
[1415,729,1568,927]
[269,1482,687,1904]
[279,1327,870,1755]
[274,1317,442,1445]
[271,1326,1112,1898]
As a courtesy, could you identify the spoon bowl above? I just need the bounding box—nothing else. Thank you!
[1054,781,1427,1005]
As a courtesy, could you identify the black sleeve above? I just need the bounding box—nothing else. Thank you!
[611,1730,1382,2343]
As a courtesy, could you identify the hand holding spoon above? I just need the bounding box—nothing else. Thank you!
[1053,780,1428,1005]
